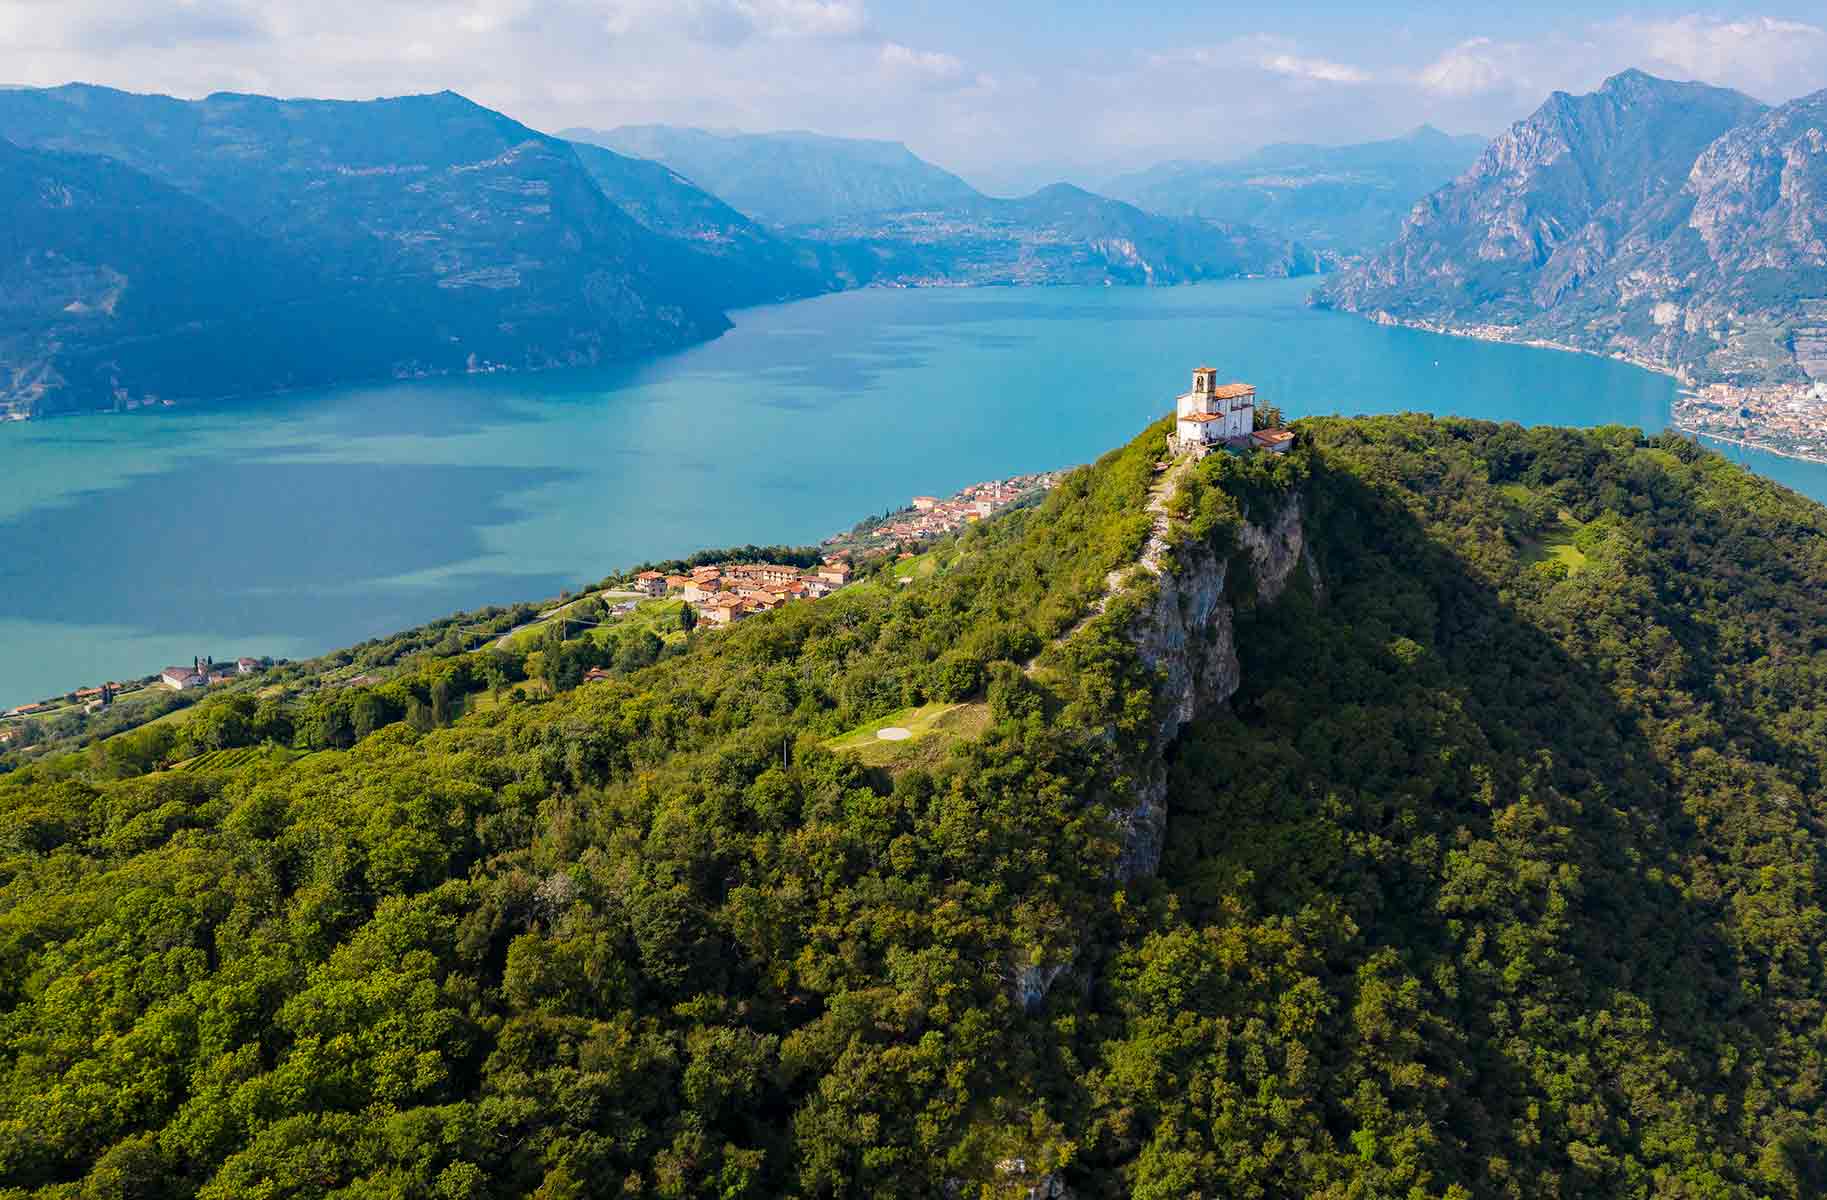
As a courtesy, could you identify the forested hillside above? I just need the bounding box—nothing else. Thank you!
[0,86,751,416]
[1,414,1824,1197]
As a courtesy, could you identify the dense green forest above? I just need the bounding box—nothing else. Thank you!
[1,414,1823,1197]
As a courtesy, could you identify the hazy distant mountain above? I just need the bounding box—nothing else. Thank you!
[1102,126,1487,253]
[565,140,835,306]
[0,85,736,415]
[799,183,1317,286]
[1323,70,1827,389]
[0,88,1316,417]
[563,125,982,226]
[0,136,335,413]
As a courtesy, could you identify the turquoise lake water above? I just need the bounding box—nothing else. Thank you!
[3,276,1822,708]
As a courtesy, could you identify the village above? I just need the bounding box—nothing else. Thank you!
[1671,379,1827,464]
[823,471,1067,554]
[627,558,858,627]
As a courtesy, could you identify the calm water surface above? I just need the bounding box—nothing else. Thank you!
[2,277,1820,707]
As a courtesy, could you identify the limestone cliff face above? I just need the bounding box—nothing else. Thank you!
[1323,71,1827,391]
[1115,488,1310,879]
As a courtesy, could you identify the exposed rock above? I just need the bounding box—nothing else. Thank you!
[1323,70,1827,393]
[1113,468,1309,879]
[1011,961,1071,1012]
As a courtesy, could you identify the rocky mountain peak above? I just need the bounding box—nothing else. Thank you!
[1324,71,1823,398]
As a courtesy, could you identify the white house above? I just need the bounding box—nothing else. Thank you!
[1173,367,1254,452]
[161,666,205,691]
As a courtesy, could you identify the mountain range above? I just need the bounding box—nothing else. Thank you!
[565,124,982,227]
[1324,70,1827,394]
[1103,124,1486,253]
[0,86,745,416]
[567,123,1317,287]
[0,92,1320,418]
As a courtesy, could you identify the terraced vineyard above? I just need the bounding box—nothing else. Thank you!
[170,747,267,773]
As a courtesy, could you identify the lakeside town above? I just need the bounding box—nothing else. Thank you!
[0,468,1071,752]
[1671,380,1827,465]
[1365,310,1827,467]
[821,471,1067,558]
[623,469,1071,630]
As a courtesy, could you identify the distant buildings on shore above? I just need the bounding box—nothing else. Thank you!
[642,559,856,627]
[826,470,1064,555]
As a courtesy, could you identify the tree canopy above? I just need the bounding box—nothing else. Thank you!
[0,414,1823,1197]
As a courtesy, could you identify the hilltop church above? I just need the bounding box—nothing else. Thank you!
[1171,367,1292,455]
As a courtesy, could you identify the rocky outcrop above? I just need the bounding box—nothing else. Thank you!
[1323,70,1827,392]
[1114,472,1310,879]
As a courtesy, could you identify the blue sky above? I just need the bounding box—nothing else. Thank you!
[3,1,1825,189]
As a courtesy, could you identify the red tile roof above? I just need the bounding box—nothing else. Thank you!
[1211,383,1255,400]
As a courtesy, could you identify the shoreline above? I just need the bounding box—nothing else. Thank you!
[1673,426,1827,467]
[1355,310,1827,467]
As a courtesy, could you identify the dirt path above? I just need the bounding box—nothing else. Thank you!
[1033,445,1192,669]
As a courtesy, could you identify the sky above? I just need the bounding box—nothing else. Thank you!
[4,1,1827,191]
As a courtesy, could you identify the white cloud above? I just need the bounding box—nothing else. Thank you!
[1148,37,1372,85]
[599,0,865,41]
[1613,14,1826,99]
[1415,37,1520,96]
[2,4,1826,183]
[1258,53,1370,85]
[878,41,964,83]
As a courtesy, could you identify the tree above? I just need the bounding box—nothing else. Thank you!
[188,695,257,752]
[253,699,294,747]
[614,631,662,674]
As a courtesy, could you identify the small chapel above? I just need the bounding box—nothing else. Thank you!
[1170,367,1292,456]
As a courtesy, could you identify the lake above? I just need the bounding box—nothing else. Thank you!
[2,276,1821,708]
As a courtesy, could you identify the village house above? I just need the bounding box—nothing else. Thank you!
[699,594,747,626]
[911,495,940,511]
[682,580,721,603]
[1251,428,1295,454]
[726,562,800,585]
[582,667,613,684]
[817,561,853,585]
[236,657,260,675]
[161,660,208,691]
[664,574,693,592]
[633,570,667,596]
[690,565,721,582]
